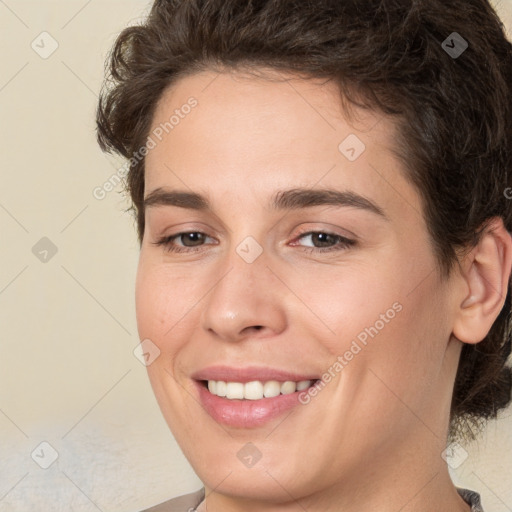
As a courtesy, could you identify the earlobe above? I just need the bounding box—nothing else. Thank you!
[452,218,512,345]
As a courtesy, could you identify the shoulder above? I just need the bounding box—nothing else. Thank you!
[456,487,484,512]
[139,488,205,512]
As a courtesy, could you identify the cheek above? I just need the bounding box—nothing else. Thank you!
[135,257,199,350]
[309,253,448,401]
[134,258,199,420]
[289,260,405,356]
[340,278,450,424]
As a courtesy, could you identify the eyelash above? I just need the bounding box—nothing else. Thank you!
[152,229,356,254]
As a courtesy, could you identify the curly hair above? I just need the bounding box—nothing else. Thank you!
[96,0,512,444]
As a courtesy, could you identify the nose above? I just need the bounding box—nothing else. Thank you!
[200,245,287,343]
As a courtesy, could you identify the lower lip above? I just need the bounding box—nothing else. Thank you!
[194,380,315,428]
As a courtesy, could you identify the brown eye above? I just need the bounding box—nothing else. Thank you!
[153,232,213,253]
[292,231,356,253]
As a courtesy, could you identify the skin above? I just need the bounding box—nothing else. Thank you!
[135,68,512,512]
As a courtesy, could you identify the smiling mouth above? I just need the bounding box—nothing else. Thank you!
[200,379,321,400]
[195,376,322,428]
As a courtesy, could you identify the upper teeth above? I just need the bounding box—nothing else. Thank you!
[207,380,313,400]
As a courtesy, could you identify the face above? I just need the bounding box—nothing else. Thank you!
[135,69,460,502]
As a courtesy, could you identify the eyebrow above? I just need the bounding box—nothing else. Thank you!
[143,187,387,219]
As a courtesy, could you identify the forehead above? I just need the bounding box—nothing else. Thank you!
[147,69,387,161]
[144,69,419,220]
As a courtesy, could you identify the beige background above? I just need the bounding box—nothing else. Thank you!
[0,1,511,511]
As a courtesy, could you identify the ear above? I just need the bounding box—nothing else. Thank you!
[452,217,512,344]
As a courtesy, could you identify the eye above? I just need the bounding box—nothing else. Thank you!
[152,232,215,253]
[152,229,356,254]
[291,230,356,253]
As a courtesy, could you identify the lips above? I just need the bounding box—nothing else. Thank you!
[191,365,320,428]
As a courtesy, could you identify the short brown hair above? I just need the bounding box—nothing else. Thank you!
[96,0,512,443]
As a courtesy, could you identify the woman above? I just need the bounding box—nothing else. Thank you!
[96,0,512,510]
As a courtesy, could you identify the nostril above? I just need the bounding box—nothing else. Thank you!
[241,325,264,336]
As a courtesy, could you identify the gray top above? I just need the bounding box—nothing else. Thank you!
[140,486,484,511]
